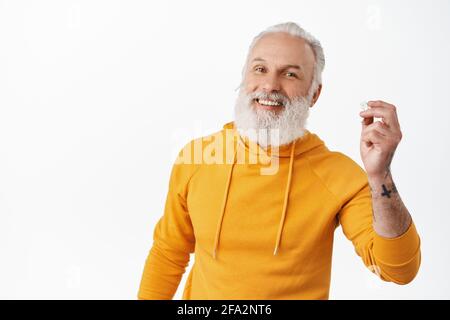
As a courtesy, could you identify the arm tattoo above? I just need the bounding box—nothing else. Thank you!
[380,182,398,198]
[369,174,412,237]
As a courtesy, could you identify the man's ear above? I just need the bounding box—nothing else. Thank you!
[310,84,322,108]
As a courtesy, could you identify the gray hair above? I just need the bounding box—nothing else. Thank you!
[240,22,325,99]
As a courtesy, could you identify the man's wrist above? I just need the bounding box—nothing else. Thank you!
[368,171,394,194]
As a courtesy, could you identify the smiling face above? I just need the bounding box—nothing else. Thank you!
[233,32,320,148]
[243,32,318,112]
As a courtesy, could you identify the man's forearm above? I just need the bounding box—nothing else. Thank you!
[368,171,412,238]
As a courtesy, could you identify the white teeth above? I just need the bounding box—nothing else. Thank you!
[257,99,282,106]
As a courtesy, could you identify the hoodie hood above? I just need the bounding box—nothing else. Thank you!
[212,121,325,259]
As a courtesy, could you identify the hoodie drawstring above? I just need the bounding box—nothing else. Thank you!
[212,146,238,259]
[212,139,296,259]
[273,140,296,255]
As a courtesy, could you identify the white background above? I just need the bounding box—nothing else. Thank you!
[0,0,449,299]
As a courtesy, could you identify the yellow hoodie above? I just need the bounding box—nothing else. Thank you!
[138,121,421,300]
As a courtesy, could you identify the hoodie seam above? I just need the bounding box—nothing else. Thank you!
[185,163,202,205]
[304,154,341,208]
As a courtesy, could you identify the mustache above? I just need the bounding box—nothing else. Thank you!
[249,91,290,106]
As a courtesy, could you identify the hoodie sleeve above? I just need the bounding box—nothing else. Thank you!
[335,155,421,285]
[137,143,197,300]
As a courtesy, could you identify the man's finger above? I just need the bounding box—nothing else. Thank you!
[361,129,385,148]
[360,108,396,128]
[363,121,390,136]
[362,115,373,128]
[367,100,395,109]
[367,100,400,123]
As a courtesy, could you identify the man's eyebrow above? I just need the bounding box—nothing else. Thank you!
[251,57,303,71]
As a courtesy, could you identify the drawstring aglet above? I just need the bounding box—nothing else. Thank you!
[273,245,278,256]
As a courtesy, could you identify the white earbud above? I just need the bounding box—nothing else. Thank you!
[360,101,383,123]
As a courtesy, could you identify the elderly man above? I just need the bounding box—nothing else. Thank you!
[137,22,421,300]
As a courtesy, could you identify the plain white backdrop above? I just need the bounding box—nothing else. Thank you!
[0,0,449,299]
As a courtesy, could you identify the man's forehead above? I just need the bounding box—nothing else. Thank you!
[250,57,304,70]
[249,33,315,69]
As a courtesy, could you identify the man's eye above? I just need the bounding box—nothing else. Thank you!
[254,66,265,73]
[285,72,297,78]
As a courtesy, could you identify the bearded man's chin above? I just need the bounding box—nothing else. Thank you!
[234,91,310,147]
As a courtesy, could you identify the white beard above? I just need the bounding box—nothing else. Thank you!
[233,88,312,148]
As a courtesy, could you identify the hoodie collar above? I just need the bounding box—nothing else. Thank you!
[222,121,323,158]
[212,121,325,260]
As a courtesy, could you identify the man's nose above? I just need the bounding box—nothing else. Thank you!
[262,74,281,92]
